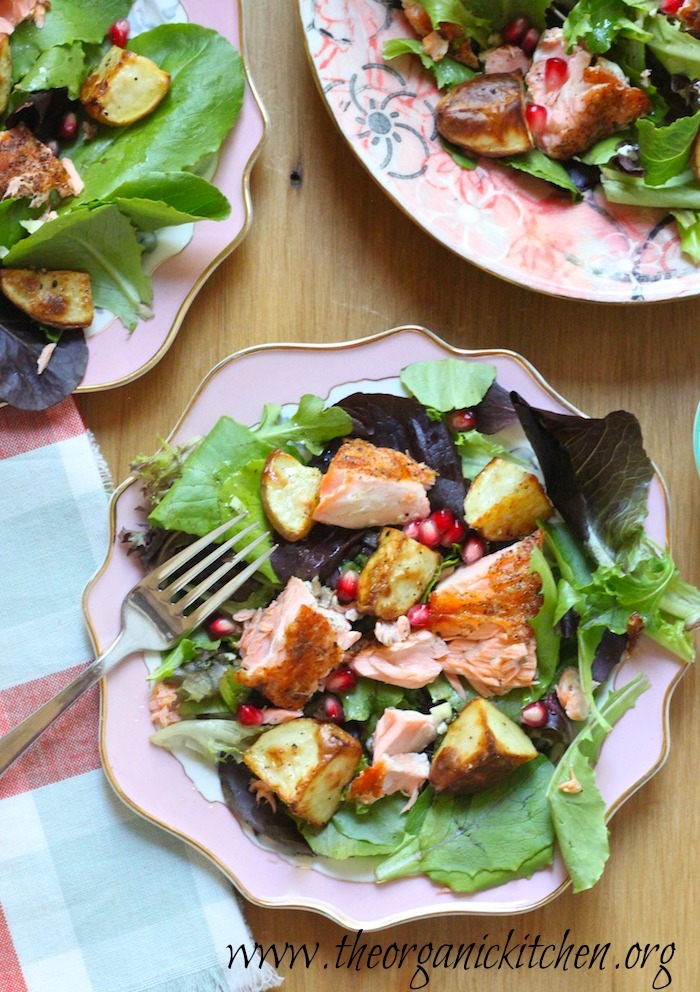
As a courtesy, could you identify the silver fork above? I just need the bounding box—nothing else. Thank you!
[0,512,275,778]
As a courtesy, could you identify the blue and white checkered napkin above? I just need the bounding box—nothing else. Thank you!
[0,399,282,992]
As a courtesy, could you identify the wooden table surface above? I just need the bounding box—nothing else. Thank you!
[79,2,699,989]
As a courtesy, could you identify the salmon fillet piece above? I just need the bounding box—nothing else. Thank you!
[313,437,436,529]
[442,633,537,696]
[0,124,80,206]
[372,707,437,762]
[524,29,650,160]
[237,577,358,708]
[679,0,700,35]
[347,752,429,808]
[0,0,48,33]
[350,629,449,688]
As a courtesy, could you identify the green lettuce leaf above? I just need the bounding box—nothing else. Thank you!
[383,38,475,90]
[150,718,262,760]
[672,209,700,262]
[454,428,529,479]
[528,546,562,698]
[645,12,700,77]
[547,673,650,892]
[563,0,653,54]
[376,758,554,891]
[110,173,231,230]
[15,41,87,97]
[400,358,496,417]
[501,149,582,199]
[410,0,490,45]
[636,113,700,187]
[3,204,152,330]
[602,167,700,209]
[67,25,244,206]
[300,796,410,859]
[466,0,550,30]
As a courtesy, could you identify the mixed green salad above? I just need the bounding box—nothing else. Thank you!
[123,357,700,896]
[385,0,700,262]
[0,0,244,410]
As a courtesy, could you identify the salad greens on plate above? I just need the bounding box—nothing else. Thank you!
[384,0,700,261]
[0,0,244,410]
[123,357,700,896]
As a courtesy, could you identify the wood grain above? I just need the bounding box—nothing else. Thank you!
[78,2,700,988]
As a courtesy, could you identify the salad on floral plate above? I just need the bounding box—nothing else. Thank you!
[300,0,700,302]
[0,0,266,410]
[83,327,699,927]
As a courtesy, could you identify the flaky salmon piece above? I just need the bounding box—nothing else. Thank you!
[679,0,700,35]
[347,752,429,808]
[483,45,531,77]
[524,29,650,160]
[442,633,537,697]
[312,437,436,529]
[237,577,359,708]
[0,0,48,33]
[372,707,437,762]
[350,629,449,688]
[0,124,81,207]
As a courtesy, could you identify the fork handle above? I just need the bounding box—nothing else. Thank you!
[0,636,127,778]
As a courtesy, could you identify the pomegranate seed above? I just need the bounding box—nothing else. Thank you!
[407,602,432,628]
[502,16,529,45]
[206,616,238,638]
[45,139,60,157]
[403,519,422,540]
[521,27,541,55]
[441,520,466,546]
[336,568,359,603]
[447,409,477,432]
[324,666,357,693]
[545,57,568,91]
[525,103,547,136]
[236,703,264,726]
[660,0,684,12]
[317,693,344,722]
[417,518,441,548]
[108,18,130,47]
[59,112,78,141]
[520,701,549,728]
[430,508,455,534]
[462,535,486,565]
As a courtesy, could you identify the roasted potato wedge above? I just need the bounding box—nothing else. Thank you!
[260,449,322,541]
[243,718,362,826]
[464,457,553,541]
[0,35,11,116]
[436,73,534,158]
[356,526,441,620]
[80,46,170,126]
[429,697,538,794]
[0,268,93,329]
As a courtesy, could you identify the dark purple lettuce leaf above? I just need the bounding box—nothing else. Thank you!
[5,89,77,144]
[272,525,371,584]
[0,298,88,410]
[591,629,628,683]
[511,393,654,565]
[474,381,518,434]
[218,757,311,856]
[336,392,467,516]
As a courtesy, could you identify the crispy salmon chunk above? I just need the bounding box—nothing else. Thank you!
[313,438,436,529]
[0,124,81,206]
[237,577,359,708]
[524,29,650,160]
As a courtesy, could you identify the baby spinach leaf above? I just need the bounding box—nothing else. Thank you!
[401,358,496,416]
[300,796,410,858]
[4,205,153,330]
[0,298,87,410]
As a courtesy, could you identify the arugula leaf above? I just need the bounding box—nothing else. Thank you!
[547,674,650,892]
[563,0,653,54]
[383,39,475,90]
[3,205,153,330]
[376,758,554,891]
[253,393,352,456]
[400,358,496,417]
[67,25,244,206]
[636,113,700,187]
[501,149,582,199]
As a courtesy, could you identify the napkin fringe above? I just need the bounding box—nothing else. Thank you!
[167,962,283,992]
[86,428,115,495]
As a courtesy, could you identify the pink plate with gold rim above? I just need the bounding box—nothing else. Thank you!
[77,0,267,392]
[299,0,700,303]
[84,327,686,928]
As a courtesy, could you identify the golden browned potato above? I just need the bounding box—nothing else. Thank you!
[464,457,553,541]
[429,697,538,794]
[0,268,93,329]
[356,526,441,620]
[260,449,322,541]
[0,35,11,116]
[436,72,534,157]
[243,718,362,826]
[80,46,170,127]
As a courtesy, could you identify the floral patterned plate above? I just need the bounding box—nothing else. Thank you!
[77,0,267,391]
[298,0,700,303]
[83,326,686,928]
